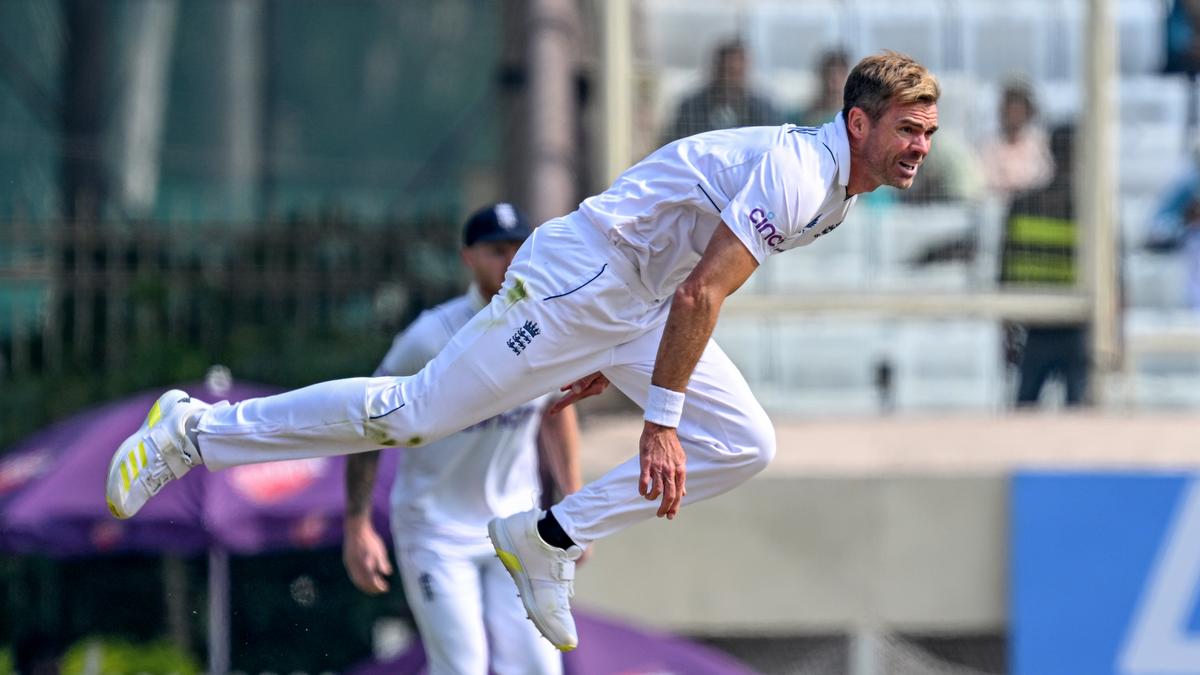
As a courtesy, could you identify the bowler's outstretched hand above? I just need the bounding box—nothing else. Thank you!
[639,422,687,519]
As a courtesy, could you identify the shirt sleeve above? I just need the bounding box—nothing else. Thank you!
[373,312,445,377]
[720,146,822,263]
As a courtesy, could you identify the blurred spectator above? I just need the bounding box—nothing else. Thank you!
[794,48,849,127]
[999,125,1089,406]
[660,40,781,143]
[1165,0,1200,75]
[1165,0,1200,136]
[1146,142,1200,310]
[979,81,1054,198]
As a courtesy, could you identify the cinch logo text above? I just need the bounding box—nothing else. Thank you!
[749,207,785,247]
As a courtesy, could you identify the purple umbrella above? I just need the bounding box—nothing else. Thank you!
[1,380,395,554]
[0,376,397,673]
[0,406,96,552]
[0,390,215,556]
[563,610,755,675]
[347,609,756,675]
[206,453,394,553]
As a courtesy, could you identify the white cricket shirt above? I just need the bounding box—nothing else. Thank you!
[377,284,551,544]
[578,114,857,300]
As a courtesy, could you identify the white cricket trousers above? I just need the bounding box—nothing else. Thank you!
[395,535,561,675]
[197,213,776,545]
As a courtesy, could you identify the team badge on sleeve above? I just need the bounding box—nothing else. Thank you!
[506,320,541,356]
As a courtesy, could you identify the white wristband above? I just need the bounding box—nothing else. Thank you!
[644,385,686,428]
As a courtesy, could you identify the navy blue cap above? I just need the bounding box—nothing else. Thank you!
[462,203,532,247]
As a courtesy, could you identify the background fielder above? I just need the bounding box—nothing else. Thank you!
[342,204,581,674]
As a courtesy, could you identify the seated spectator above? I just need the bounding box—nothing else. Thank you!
[1147,144,1200,310]
[1164,0,1200,75]
[980,81,1054,198]
[794,48,849,127]
[1148,142,1200,250]
[660,40,781,144]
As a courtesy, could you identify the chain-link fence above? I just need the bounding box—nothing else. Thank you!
[0,0,519,448]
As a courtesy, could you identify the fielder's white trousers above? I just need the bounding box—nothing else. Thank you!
[198,213,776,545]
[395,534,561,675]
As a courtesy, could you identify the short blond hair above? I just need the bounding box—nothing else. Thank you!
[842,51,940,121]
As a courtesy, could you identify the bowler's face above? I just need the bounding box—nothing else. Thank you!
[863,101,939,190]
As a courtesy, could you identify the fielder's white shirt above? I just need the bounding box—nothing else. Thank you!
[377,284,551,544]
[579,114,856,300]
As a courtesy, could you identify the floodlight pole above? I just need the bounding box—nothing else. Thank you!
[1080,0,1121,405]
[600,0,634,185]
[526,0,581,225]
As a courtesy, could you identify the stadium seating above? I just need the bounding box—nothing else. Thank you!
[872,204,980,290]
[844,0,949,73]
[1117,0,1166,75]
[1125,250,1190,310]
[749,0,844,75]
[891,319,1006,411]
[765,316,893,415]
[717,316,1009,416]
[712,317,771,386]
[1124,309,1200,407]
[642,0,745,70]
[956,0,1053,82]
[642,0,1195,412]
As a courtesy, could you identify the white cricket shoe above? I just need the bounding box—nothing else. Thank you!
[488,509,583,652]
[106,389,209,519]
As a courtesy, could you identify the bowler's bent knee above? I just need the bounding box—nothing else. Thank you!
[736,419,775,478]
[703,403,775,480]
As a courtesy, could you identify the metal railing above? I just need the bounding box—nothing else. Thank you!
[0,216,465,381]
